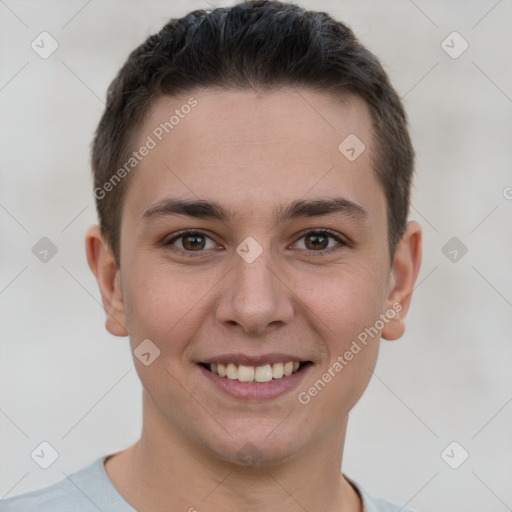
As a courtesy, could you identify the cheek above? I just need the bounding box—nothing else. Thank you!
[121,262,211,408]
[292,262,385,411]
[121,260,207,354]
[294,261,387,343]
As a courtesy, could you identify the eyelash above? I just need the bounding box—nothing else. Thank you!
[164,229,348,258]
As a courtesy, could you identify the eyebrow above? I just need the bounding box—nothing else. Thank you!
[141,196,368,224]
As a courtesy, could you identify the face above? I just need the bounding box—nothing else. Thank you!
[88,88,421,466]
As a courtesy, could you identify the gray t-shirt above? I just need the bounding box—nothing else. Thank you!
[0,455,417,512]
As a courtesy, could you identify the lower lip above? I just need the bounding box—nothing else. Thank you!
[198,364,312,400]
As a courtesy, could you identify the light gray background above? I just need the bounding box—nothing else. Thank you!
[1,1,511,510]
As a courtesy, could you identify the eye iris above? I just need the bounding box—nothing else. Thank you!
[182,234,205,251]
[306,233,328,250]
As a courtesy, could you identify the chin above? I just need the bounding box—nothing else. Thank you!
[199,424,306,468]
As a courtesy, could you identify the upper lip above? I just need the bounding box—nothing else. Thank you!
[200,353,311,366]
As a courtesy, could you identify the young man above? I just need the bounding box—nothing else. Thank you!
[1,1,422,511]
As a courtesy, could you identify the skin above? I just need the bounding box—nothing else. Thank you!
[86,88,422,512]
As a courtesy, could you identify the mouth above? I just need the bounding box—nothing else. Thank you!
[197,356,314,400]
[199,361,312,383]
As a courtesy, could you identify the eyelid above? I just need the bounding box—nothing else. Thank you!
[165,229,220,256]
[289,228,348,253]
[164,228,349,256]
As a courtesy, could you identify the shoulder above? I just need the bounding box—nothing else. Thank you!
[0,475,92,512]
[345,474,420,512]
[0,456,130,512]
[0,479,85,511]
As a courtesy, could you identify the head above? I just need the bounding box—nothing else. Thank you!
[86,1,421,467]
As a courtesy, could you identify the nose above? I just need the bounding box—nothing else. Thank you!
[214,247,295,336]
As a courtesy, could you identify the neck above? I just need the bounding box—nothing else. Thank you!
[105,393,361,512]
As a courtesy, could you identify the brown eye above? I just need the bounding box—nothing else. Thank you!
[166,230,217,254]
[293,230,346,253]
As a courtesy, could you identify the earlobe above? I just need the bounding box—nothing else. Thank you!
[85,226,128,337]
[381,221,422,341]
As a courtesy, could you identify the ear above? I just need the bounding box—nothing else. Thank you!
[381,220,422,341]
[85,225,128,337]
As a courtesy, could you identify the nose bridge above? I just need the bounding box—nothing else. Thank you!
[237,247,276,298]
[216,240,294,334]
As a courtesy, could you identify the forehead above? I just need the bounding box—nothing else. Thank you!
[122,88,385,226]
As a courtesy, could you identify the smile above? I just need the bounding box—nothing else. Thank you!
[198,354,313,399]
[204,361,308,383]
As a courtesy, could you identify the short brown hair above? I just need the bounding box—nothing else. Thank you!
[91,0,414,265]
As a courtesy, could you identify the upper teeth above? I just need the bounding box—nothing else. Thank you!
[210,362,301,382]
